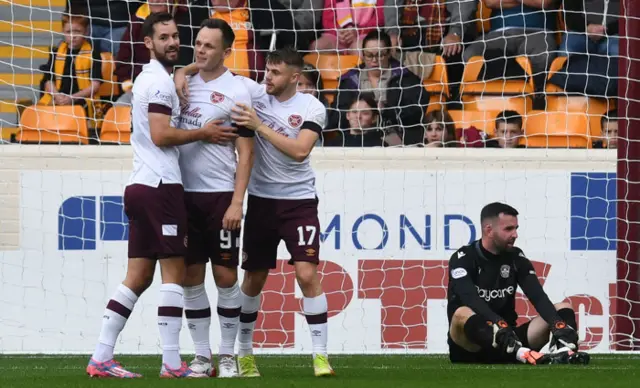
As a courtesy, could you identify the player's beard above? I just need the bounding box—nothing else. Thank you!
[155,46,180,68]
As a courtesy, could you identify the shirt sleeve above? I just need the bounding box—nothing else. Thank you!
[515,251,563,325]
[302,99,326,135]
[448,250,503,323]
[235,88,254,138]
[147,80,175,115]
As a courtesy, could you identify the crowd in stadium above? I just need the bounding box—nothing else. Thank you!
[23,0,619,148]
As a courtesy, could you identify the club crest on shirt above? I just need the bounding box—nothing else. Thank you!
[210,91,225,104]
[288,114,303,128]
[500,265,510,278]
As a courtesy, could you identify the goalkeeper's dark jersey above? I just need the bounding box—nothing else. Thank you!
[447,240,561,327]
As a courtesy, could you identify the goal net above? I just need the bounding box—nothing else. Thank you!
[0,0,638,354]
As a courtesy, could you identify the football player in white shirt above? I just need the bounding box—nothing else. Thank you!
[175,47,332,378]
[86,13,237,379]
[233,48,332,377]
[177,19,254,378]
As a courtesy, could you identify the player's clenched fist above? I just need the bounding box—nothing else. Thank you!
[231,103,262,130]
[200,119,238,144]
[549,321,579,352]
[492,321,522,354]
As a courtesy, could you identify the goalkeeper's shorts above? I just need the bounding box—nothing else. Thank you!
[449,320,538,364]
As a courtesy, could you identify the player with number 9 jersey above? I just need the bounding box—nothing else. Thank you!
[177,19,254,379]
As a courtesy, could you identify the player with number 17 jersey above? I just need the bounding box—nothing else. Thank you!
[230,48,333,377]
[238,73,325,269]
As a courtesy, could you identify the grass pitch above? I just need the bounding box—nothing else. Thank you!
[0,354,638,388]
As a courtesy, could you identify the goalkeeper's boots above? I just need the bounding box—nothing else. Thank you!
[189,355,216,377]
[520,350,552,365]
[313,354,335,377]
[160,361,209,378]
[548,348,591,365]
[238,354,261,377]
[86,358,142,378]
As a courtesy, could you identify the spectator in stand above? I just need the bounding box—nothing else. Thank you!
[276,0,323,50]
[396,0,477,100]
[594,110,618,149]
[186,0,300,80]
[298,63,330,106]
[114,0,184,105]
[421,109,456,147]
[561,0,619,57]
[487,110,525,148]
[311,0,390,54]
[325,93,389,147]
[39,11,102,117]
[66,0,139,55]
[462,0,558,104]
[328,30,430,146]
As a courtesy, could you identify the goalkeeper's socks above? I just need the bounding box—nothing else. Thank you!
[217,283,241,356]
[303,293,328,357]
[93,284,138,362]
[183,283,212,360]
[557,307,578,330]
[463,314,494,349]
[238,290,261,357]
[158,283,184,370]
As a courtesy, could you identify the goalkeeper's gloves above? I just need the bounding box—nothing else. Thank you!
[549,321,579,352]
[492,320,522,354]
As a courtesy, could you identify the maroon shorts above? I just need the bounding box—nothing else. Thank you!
[124,182,188,259]
[242,194,320,271]
[184,191,239,267]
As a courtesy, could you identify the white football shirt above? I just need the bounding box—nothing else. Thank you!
[129,59,182,188]
[238,76,326,200]
[178,71,253,192]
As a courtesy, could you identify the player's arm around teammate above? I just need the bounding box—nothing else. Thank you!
[87,13,235,379]
[231,102,317,163]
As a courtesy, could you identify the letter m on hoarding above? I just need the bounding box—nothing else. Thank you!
[58,196,128,250]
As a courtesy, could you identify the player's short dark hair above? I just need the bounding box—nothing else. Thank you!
[142,12,175,39]
[601,109,618,129]
[362,30,392,50]
[495,110,522,130]
[266,47,304,70]
[480,202,519,224]
[199,18,235,49]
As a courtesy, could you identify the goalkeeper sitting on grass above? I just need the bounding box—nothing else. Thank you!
[447,202,590,365]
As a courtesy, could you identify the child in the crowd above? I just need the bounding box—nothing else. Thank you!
[594,110,618,149]
[324,93,387,147]
[39,10,102,117]
[421,110,456,147]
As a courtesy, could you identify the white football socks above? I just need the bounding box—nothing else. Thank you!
[183,283,212,360]
[303,293,328,357]
[238,290,261,357]
[217,283,242,356]
[93,284,138,362]
[158,283,184,369]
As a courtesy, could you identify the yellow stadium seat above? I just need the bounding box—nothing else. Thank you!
[98,52,119,100]
[17,105,89,144]
[303,54,360,91]
[100,106,131,144]
[461,55,535,96]
[460,56,534,113]
[461,95,531,115]
[423,55,450,106]
[449,109,503,137]
[477,1,492,35]
[545,56,616,139]
[523,111,591,148]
